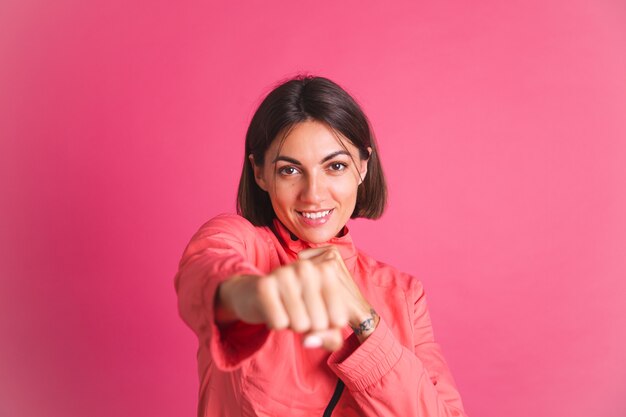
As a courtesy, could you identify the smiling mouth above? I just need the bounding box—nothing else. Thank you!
[296,209,334,226]
[298,209,333,219]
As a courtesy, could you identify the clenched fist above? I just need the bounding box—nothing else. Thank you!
[215,246,379,350]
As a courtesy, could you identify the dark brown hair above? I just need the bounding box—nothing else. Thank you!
[237,75,387,226]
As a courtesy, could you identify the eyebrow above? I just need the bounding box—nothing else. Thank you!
[272,150,351,165]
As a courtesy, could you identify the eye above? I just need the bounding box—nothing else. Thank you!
[278,166,300,176]
[328,162,348,172]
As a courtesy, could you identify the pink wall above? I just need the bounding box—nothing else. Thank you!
[2,1,625,416]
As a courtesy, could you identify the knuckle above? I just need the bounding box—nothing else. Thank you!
[330,313,348,328]
[299,262,324,287]
[311,316,329,331]
[319,262,336,279]
[267,316,288,330]
[319,252,339,268]
[295,259,312,277]
[274,269,299,293]
[328,303,348,326]
[273,266,290,281]
[255,275,274,296]
[326,246,340,258]
[291,318,311,333]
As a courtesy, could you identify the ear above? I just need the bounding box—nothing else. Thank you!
[358,147,372,185]
[249,154,268,191]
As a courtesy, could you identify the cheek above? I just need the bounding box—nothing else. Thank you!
[269,181,297,211]
[331,177,360,204]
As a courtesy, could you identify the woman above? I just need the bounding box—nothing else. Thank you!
[175,76,467,417]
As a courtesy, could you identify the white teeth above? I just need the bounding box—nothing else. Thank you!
[300,210,331,219]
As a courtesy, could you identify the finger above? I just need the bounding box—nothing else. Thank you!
[303,329,344,351]
[256,275,289,330]
[275,269,311,333]
[298,261,330,331]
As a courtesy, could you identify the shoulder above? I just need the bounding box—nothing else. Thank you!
[188,213,273,255]
[201,213,256,230]
[357,250,425,296]
[194,213,267,239]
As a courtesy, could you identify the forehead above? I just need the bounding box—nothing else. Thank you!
[270,120,358,159]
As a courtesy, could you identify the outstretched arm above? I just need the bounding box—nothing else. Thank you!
[174,215,271,370]
[217,245,380,351]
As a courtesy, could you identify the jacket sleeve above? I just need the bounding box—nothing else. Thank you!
[327,278,467,417]
[174,214,271,370]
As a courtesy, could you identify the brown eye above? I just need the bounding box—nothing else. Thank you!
[329,162,347,172]
[278,166,299,176]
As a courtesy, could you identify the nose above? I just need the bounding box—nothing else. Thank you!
[299,173,325,204]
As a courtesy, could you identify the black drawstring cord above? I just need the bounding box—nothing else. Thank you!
[323,379,345,417]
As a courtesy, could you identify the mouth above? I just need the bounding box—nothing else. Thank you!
[297,209,334,225]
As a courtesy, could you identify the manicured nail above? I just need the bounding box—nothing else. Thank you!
[303,335,323,348]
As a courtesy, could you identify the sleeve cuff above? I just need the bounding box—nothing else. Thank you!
[327,318,405,391]
[203,263,270,370]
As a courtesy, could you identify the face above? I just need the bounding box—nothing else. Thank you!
[251,120,369,244]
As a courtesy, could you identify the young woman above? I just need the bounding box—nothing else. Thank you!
[175,76,467,417]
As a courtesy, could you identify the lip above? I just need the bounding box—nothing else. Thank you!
[296,209,334,226]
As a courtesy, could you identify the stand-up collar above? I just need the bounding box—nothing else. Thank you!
[272,218,359,272]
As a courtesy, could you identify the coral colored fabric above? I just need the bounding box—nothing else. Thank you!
[175,214,466,416]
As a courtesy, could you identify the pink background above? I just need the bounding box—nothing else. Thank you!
[1,1,625,416]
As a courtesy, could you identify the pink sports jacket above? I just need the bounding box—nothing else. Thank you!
[175,214,467,417]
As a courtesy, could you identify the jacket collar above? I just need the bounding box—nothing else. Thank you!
[272,218,358,272]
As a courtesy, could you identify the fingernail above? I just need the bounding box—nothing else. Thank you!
[303,335,323,348]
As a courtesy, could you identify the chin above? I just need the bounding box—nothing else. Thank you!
[297,227,342,244]
[301,235,331,244]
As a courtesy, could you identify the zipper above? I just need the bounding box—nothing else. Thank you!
[323,379,345,417]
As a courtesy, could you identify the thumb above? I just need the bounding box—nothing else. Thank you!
[303,328,344,351]
[297,246,331,260]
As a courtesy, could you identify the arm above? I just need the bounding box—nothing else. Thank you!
[327,279,467,417]
[174,214,271,370]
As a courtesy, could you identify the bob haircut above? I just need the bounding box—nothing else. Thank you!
[237,75,387,227]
